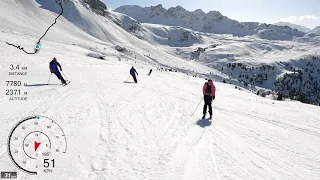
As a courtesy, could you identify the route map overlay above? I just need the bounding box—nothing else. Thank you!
[5,2,64,55]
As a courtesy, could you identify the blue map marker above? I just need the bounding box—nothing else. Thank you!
[35,44,41,50]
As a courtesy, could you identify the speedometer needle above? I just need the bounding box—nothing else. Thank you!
[34,141,41,152]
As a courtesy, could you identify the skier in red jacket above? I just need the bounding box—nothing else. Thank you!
[202,79,216,119]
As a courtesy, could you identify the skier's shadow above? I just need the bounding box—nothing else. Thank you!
[196,119,212,128]
[25,84,60,87]
[123,81,136,84]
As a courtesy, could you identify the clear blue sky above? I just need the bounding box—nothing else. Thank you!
[104,0,320,29]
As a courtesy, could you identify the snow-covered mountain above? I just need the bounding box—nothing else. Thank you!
[310,26,320,34]
[112,4,320,104]
[110,12,202,47]
[274,22,311,33]
[83,0,109,16]
[115,4,305,40]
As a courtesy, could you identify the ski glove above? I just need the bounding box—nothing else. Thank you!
[212,96,215,100]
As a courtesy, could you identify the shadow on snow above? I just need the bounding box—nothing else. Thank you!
[25,84,61,87]
[196,119,212,128]
[123,81,136,84]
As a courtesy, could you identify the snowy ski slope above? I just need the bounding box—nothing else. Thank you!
[0,0,320,180]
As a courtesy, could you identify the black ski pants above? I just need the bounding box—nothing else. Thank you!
[132,74,138,83]
[203,95,213,116]
[53,71,66,84]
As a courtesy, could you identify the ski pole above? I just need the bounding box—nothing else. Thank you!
[192,97,203,116]
[61,71,68,81]
[47,73,52,85]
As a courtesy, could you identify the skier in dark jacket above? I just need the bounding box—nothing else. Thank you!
[202,79,216,119]
[147,69,152,76]
[130,66,138,83]
[49,57,67,85]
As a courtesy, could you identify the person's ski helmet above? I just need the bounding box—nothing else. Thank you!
[53,57,57,61]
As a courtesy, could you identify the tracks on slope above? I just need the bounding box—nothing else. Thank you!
[82,76,224,179]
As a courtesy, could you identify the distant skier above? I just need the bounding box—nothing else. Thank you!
[130,66,138,83]
[49,57,67,85]
[147,69,152,76]
[202,79,216,119]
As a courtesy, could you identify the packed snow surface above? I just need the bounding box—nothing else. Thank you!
[0,0,320,180]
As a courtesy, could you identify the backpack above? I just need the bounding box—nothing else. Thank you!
[205,83,212,94]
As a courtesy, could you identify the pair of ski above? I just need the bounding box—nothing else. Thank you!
[202,116,212,120]
[62,80,71,86]
[46,80,70,86]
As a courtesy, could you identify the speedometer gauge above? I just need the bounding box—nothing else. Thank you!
[7,115,67,175]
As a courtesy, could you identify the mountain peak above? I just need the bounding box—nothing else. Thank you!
[194,9,204,14]
[207,10,223,19]
[274,22,311,33]
[310,26,320,34]
[83,0,108,16]
[175,5,186,11]
[151,4,164,9]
